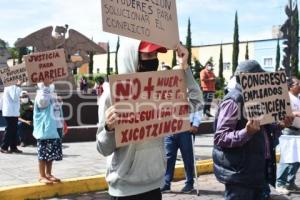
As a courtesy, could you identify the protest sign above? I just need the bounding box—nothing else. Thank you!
[109,69,190,147]
[239,71,292,125]
[101,0,179,49]
[0,63,28,87]
[24,49,68,84]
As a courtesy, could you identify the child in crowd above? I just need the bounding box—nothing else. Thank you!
[33,78,62,184]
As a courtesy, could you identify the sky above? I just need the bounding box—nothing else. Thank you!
[0,0,296,50]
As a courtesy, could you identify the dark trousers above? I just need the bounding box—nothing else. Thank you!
[225,184,263,200]
[110,188,161,200]
[17,122,34,144]
[1,117,19,150]
[203,91,214,115]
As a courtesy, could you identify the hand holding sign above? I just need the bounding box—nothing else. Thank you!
[190,126,198,134]
[16,79,22,86]
[176,44,189,70]
[278,115,295,128]
[105,105,118,131]
[246,120,260,135]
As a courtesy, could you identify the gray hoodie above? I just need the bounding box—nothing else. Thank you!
[96,38,202,197]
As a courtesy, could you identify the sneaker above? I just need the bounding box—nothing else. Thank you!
[0,148,11,154]
[10,148,23,154]
[160,184,171,193]
[181,184,194,193]
[276,186,290,195]
[287,183,300,191]
[206,113,214,118]
[20,142,26,147]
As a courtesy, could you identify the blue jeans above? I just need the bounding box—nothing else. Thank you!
[276,162,300,187]
[164,132,194,187]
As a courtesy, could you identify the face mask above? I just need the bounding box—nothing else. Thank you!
[21,98,29,104]
[138,58,159,72]
[207,66,213,71]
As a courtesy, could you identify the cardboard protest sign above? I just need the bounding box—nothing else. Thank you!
[240,71,292,125]
[101,0,179,49]
[109,69,190,147]
[0,63,28,87]
[24,49,68,84]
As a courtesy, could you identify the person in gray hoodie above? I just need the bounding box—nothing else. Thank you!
[96,38,202,200]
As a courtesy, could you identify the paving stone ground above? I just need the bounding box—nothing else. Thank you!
[47,172,300,200]
[2,134,300,200]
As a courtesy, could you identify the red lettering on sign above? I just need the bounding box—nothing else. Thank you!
[30,68,67,83]
[115,79,141,102]
[157,76,179,87]
[121,130,128,143]
[144,77,154,99]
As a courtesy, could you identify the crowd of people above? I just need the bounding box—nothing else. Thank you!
[1,39,300,200]
[79,76,105,96]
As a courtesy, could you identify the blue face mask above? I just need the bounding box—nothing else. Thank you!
[138,58,159,72]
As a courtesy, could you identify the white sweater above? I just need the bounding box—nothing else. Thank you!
[2,85,22,117]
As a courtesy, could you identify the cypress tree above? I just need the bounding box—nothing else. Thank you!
[219,44,224,79]
[18,47,28,64]
[107,42,110,75]
[186,18,192,66]
[88,51,94,80]
[245,42,249,60]
[291,3,299,76]
[115,36,120,74]
[276,39,281,71]
[232,11,239,74]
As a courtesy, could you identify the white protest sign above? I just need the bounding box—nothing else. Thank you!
[240,71,292,125]
[0,63,28,87]
[24,49,68,84]
[109,69,190,147]
[101,0,179,49]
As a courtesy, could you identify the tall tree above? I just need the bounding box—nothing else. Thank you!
[186,18,192,66]
[17,47,29,64]
[0,39,7,48]
[281,0,298,77]
[245,42,249,60]
[88,51,94,80]
[291,2,299,76]
[115,36,120,74]
[276,39,281,71]
[232,11,239,74]
[107,42,111,75]
[172,50,177,67]
[219,43,224,79]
